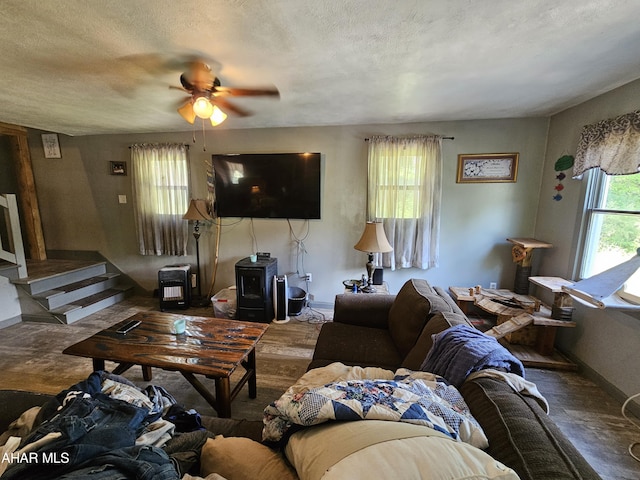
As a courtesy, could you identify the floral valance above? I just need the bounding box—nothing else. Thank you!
[573,110,640,177]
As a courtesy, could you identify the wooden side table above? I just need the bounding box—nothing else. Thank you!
[344,281,390,295]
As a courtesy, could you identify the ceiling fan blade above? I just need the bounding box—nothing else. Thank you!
[214,86,280,98]
[177,101,196,124]
[213,98,252,117]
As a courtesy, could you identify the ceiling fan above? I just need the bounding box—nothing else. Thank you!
[173,61,279,126]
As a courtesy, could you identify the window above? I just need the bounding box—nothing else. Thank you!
[130,143,190,256]
[367,135,442,270]
[579,170,640,302]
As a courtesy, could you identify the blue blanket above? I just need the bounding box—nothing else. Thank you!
[420,324,524,388]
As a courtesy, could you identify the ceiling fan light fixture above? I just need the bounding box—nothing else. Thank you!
[177,101,196,124]
[193,96,214,119]
[210,105,227,126]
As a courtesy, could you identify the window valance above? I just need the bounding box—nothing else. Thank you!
[573,110,640,177]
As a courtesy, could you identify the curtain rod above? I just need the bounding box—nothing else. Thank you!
[128,144,190,149]
[364,136,454,141]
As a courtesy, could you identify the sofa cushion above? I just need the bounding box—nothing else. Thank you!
[311,322,402,370]
[433,285,467,316]
[401,311,472,370]
[285,421,518,480]
[387,279,434,357]
[388,279,459,358]
[460,377,601,480]
[200,435,297,480]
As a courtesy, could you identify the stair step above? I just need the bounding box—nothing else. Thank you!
[35,273,120,310]
[50,285,134,324]
[13,261,107,295]
[3,258,135,328]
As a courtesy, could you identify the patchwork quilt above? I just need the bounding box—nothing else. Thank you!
[263,367,488,449]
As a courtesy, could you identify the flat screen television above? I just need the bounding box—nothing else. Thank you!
[211,152,321,219]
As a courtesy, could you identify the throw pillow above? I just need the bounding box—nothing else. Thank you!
[401,311,472,370]
[387,279,436,357]
[285,421,518,480]
[200,436,297,480]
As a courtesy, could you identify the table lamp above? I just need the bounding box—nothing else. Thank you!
[183,199,213,306]
[354,221,393,293]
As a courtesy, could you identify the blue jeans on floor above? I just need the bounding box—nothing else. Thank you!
[4,392,148,479]
[57,445,179,480]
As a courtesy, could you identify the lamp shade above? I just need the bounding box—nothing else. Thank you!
[354,222,393,253]
[210,105,228,126]
[183,199,213,221]
[193,96,214,119]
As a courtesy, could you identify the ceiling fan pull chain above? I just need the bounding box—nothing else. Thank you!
[202,119,207,151]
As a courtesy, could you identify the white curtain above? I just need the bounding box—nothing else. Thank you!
[130,143,190,255]
[367,135,443,270]
[573,110,640,177]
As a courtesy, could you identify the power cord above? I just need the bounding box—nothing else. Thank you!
[249,218,259,254]
[295,305,329,324]
[621,392,640,462]
[288,219,310,277]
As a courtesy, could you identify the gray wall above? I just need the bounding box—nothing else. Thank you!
[535,78,640,401]
[18,79,640,405]
[27,117,548,304]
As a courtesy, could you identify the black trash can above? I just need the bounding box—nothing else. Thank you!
[287,287,306,316]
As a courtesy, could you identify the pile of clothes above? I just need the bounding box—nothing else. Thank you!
[0,371,208,479]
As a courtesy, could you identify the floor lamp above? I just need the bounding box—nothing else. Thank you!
[354,221,393,293]
[183,199,213,306]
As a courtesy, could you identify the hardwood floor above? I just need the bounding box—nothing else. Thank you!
[0,296,638,479]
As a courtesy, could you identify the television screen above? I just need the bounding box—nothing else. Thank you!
[212,152,321,219]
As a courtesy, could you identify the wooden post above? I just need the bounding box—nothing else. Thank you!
[507,238,553,294]
[0,122,47,261]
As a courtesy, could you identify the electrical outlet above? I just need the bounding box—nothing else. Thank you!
[303,273,312,282]
[489,282,497,289]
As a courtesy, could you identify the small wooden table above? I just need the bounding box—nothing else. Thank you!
[63,311,269,418]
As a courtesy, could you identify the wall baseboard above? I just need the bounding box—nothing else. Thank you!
[561,349,640,418]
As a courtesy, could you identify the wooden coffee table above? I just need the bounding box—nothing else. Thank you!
[63,311,269,418]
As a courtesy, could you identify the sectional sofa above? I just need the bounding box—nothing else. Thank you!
[0,279,601,479]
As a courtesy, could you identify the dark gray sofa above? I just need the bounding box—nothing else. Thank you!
[309,278,601,480]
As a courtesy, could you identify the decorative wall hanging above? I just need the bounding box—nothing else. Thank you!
[41,133,61,159]
[553,155,574,201]
[456,153,519,183]
[110,161,127,175]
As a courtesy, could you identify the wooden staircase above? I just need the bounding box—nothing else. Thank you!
[7,259,134,324]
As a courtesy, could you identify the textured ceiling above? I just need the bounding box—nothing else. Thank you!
[1,0,640,136]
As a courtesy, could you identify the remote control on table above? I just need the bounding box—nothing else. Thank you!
[116,320,141,334]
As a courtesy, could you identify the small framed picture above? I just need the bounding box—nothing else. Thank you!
[41,133,62,159]
[110,161,127,176]
[456,153,519,183]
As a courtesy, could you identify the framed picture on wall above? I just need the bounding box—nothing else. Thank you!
[41,133,62,159]
[110,161,127,176]
[456,153,519,183]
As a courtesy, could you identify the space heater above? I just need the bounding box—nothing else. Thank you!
[158,264,191,311]
[272,274,289,324]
